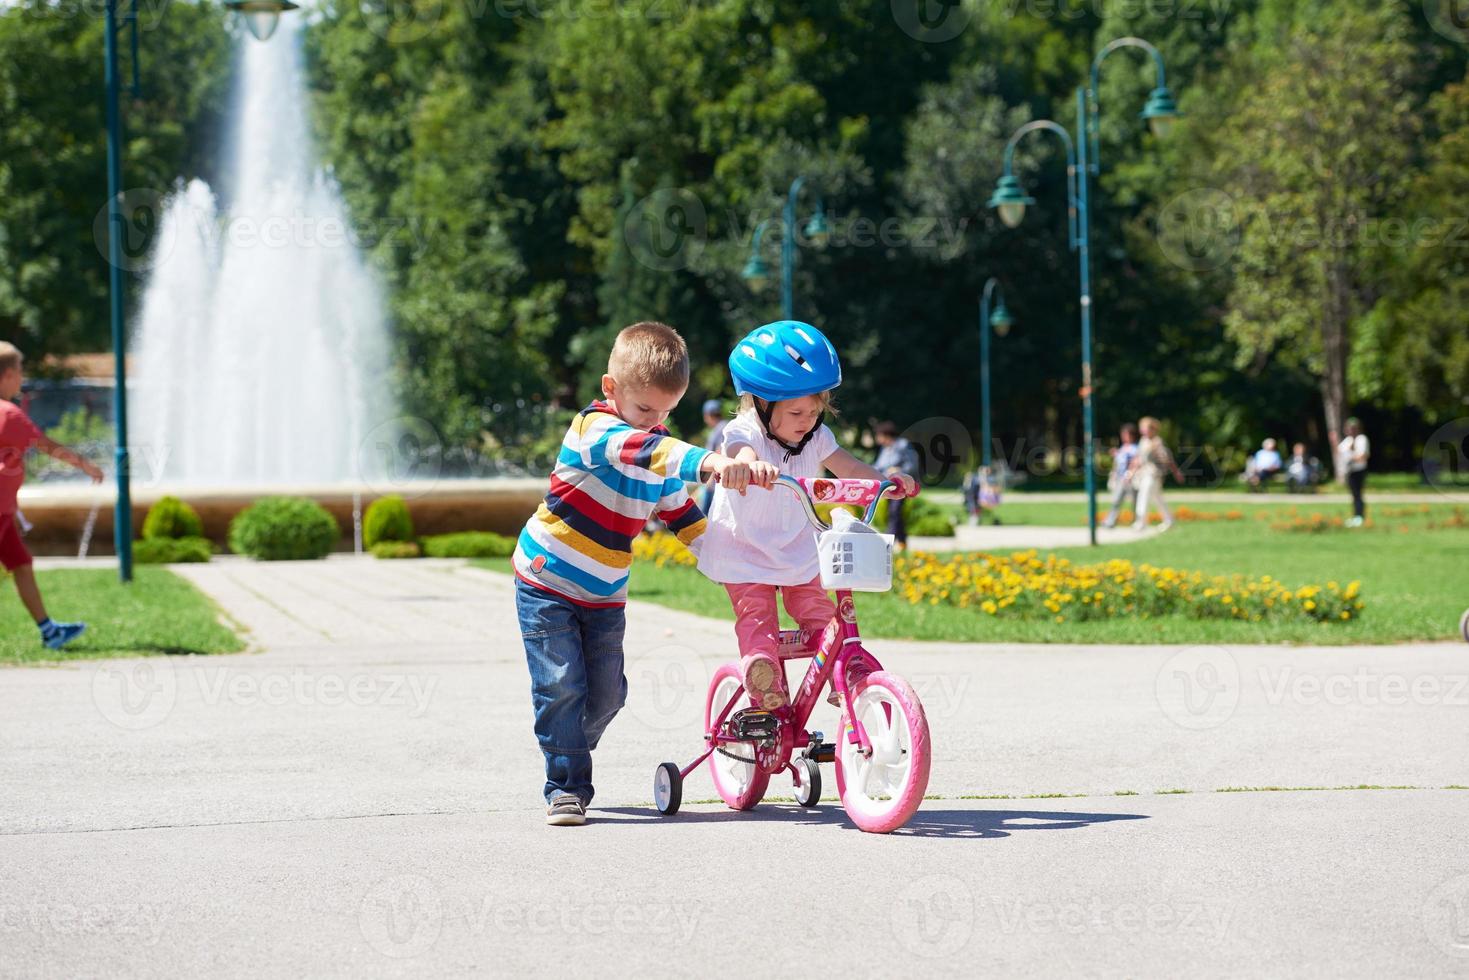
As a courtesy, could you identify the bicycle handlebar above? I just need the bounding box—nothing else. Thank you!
[772,474,913,532]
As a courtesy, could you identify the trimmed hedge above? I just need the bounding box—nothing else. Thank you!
[363,495,413,548]
[228,496,340,561]
[133,536,213,564]
[420,531,516,558]
[873,495,956,538]
[370,540,422,559]
[142,496,204,540]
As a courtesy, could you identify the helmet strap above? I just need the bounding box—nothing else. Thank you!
[754,398,823,463]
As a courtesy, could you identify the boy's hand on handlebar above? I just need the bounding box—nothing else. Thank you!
[749,461,779,489]
[711,455,751,495]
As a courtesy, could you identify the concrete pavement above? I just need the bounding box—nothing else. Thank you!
[2,556,1467,976]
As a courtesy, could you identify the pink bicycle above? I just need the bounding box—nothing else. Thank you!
[653,475,932,834]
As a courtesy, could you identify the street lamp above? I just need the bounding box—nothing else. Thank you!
[103,0,296,582]
[988,36,1178,546]
[742,220,772,292]
[979,278,1014,471]
[743,176,826,320]
[225,0,301,42]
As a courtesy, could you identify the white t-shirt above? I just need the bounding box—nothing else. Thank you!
[1338,434,1369,473]
[696,410,838,585]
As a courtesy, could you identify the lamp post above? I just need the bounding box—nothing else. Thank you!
[744,176,827,319]
[979,278,1013,471]
[987,36,1178,546]
[103,0,298,582]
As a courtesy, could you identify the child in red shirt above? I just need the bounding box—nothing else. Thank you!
[0,343,104,649]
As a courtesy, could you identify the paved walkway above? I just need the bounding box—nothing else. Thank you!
[2,557,1466,976]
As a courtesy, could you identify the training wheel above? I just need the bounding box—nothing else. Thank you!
[792,757,822,808]
[654,762,682,816]
[1460,608,1469,645]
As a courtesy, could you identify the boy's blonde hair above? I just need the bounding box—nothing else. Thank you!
[0,342,22,376]
[607,322,690,393]
[739,390,837,416]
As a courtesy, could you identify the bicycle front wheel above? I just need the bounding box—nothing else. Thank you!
[834,671,931,833]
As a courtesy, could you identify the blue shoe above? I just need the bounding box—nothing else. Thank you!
[43,622,86,650]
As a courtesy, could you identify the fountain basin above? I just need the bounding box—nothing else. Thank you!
[16,479,545,556]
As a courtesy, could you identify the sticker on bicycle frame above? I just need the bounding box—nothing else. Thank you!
[838,596,857,623]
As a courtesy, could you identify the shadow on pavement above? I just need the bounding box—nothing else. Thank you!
[595,804,1149,840]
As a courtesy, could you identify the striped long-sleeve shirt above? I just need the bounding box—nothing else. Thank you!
[513,402,710,606]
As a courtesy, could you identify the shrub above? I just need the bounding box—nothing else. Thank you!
[133,536,213,564]
[142,496,204,540]
[420,531,516,558]
[228,496,340,560]
[874,495,955,537]
[907,511,957,537]
[363,494,414,548]
[371,540,422,559]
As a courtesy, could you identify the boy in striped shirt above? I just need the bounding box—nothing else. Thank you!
[514,322,774,825]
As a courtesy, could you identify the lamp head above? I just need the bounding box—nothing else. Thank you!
[987,174,1035,229]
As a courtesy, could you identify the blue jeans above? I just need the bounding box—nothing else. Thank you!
[515,578,628,805]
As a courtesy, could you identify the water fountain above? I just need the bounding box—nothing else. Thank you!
[21,15,544,555]
[132,14,393,485]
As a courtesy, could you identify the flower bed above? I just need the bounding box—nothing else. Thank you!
[897,550,1361,624]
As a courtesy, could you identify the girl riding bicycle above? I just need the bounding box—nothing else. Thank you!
[697,321,918,710]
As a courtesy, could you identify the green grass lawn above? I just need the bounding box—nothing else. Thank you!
[0,568,245,665]
[478,500,1468,645]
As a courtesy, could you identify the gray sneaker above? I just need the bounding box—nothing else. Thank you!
[546,794,586,826]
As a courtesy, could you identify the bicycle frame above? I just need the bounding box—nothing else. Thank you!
[682,475,903,779]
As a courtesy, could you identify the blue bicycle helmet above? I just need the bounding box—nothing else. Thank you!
[729,321,842,460]
[729,321,842,401]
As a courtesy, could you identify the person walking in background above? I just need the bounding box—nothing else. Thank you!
[1102,422,1140,528]
[1333,417,1370,526]
[0,342,105,650]
[1127,416,1184,532]
[699,398,728,512]
[873,420,920,550]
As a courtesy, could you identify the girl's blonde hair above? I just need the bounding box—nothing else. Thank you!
[738,390,837,416]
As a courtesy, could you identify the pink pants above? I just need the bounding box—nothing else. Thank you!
[724,577,837,660]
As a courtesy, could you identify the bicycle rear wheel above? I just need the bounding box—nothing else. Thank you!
[705,664,770,810]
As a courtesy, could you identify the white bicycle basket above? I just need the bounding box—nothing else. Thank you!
[816,509,894,592]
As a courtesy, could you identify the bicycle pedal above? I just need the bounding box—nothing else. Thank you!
[729,708,780,741]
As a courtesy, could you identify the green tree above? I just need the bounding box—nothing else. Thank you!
[0,0,232,362]
[1204,1,1418,468]
[1367,68,1469,417]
